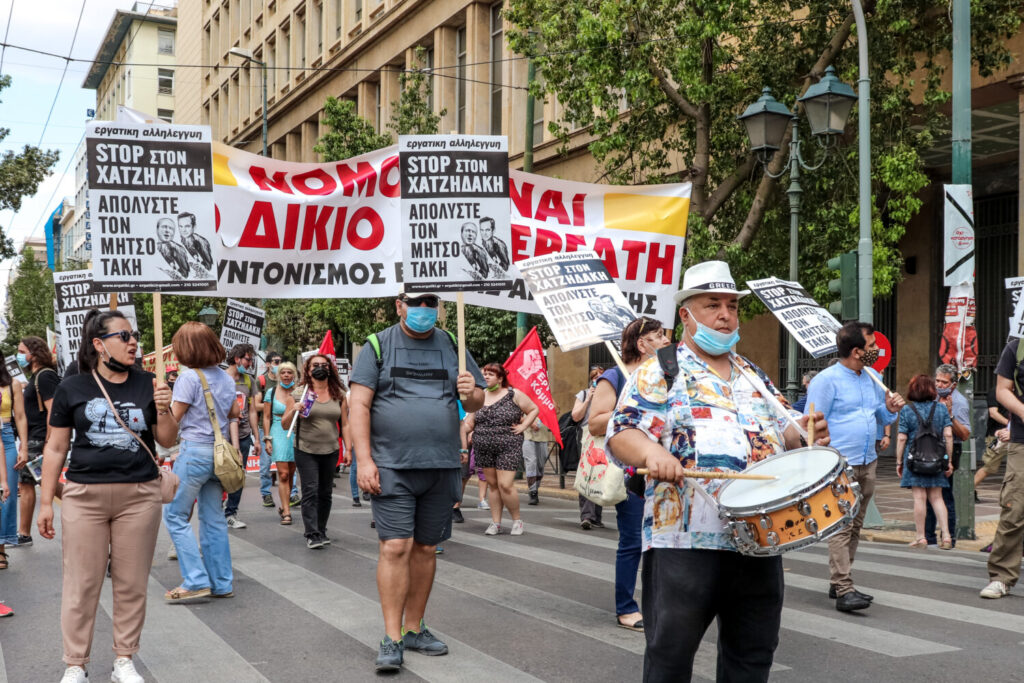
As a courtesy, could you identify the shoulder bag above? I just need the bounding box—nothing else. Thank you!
[91,371,180,503]
[196,369,246,493]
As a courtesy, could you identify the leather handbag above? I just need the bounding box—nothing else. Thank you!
[92,371,180,503]
[196,369,245,494]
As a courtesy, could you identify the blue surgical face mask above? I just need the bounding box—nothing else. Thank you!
[937,386,953,398]
[15,353,28,368]
[280,380,295,389]
[405,306,438,333]
[685,309,740,356]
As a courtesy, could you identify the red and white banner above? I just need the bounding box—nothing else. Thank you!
[504,327,561,446]
[939,283,977,373]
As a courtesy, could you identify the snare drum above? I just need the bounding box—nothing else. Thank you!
[716,447,861,556]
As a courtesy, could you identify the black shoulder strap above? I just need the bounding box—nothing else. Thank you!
[907,401,924,425]
[926,401,937,429]
[656,346,680,392]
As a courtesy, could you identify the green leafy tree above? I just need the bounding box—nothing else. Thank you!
[505,1,1023,309]
[312,98,393,162]
[2,247,54,354]
[133,294,231,354]
[0,76,61,259]
[388,47,446,137]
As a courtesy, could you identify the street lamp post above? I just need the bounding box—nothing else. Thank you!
[739,67,856,401]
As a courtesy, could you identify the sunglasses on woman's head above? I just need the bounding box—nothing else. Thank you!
[100,330,141,343]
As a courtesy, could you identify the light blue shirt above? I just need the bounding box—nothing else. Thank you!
[945,389,970,444]
[171,366,236,443]
[805,363,897,466]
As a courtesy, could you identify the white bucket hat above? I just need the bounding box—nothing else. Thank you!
[673,260,750,305]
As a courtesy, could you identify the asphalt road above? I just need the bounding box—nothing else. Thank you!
[1,479,1021,682]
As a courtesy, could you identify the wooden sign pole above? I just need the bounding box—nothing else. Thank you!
[457,292,467,400]
[109,294,118,311]
[153,292,164,380]
[604,340,629,376]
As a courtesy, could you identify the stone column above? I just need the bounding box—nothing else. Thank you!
[433,26,457,134]
[465,2,490,135]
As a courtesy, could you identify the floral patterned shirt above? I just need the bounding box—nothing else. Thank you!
[608,344,794,551]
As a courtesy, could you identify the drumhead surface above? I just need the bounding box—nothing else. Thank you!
[718,448,841,507]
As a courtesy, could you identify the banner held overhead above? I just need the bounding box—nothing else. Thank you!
[219,299,266,351]
[53,270,137,372]
[746,277,842,358]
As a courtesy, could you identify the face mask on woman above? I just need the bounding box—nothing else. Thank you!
[16,353,29,368]
[310,366,330,381]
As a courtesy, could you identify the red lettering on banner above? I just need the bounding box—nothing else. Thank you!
[510,179,533,219]
[572,193,585,226]
[239,201,281,248]
[300,205,335,250]
[511,223,531,261]
[534,228,563,257]
[535,190,571,224]
[330,208,348,250]
[282,203,301,249]
[249,166,294,194]
[622,240,646,280]
[292,169,337,196]
[647,242,675,284]
[379,156,400,197]
[564,233,586,253]
[593,238,619,277]
[336,161,377,197]
[347,207,385,251]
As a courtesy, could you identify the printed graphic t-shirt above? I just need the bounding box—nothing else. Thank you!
[49,369,159,484]
[351,323,485,469]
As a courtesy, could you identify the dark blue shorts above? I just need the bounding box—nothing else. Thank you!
[371,467,461,546]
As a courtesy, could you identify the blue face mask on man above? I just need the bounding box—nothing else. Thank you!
[685,308,740,356]
[405,306,438,333]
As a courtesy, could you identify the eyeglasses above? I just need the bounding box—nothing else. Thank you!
[100,330,141,344]
[402,296,440,308]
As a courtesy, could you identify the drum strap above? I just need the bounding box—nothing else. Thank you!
[730,358,807,440]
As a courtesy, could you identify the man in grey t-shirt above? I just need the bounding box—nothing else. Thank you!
[350,289,485,673]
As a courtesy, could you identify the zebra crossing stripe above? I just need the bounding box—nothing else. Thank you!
[0,632,8,683]
[785,551,980,589]
[791,544,990,569]
[780,608,958,656]
[462,515,620,550]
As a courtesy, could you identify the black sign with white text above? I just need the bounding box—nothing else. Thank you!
[747,277,842,358]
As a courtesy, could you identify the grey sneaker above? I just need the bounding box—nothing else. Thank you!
[375,636,405,672]
[225,515,247,529]
[306,534,325,550]
[402,619,448,656]
[262,494,274,507]
[290,494,301,506]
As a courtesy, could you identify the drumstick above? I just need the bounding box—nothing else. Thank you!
[807,402,815,444]
[635,469,778,481]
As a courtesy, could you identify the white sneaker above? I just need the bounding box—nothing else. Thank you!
[484,522,500,535]
[166,546,177,561]
[477,499,490,510]
[60,665,88,683]
[980,580,1010,599]
[510,520,524,536]
[110,657,143,683]
[225,515,247,529]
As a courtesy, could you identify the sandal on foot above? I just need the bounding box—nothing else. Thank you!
[616,615,644,632]
[939,537,953,550]
[164,585,211,603]
[908,538,927,549]
[0,551,8,569]
[280,514,292,525]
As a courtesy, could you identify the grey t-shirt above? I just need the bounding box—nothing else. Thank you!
[351,323,485,469]
[172,366,236,443]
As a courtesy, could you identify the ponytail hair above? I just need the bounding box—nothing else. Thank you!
[78,309,127,373]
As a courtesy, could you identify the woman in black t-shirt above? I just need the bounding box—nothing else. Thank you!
[36,310,178,683]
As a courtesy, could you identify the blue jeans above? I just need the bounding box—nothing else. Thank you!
[258,427,272,497]
[163,440,233,594]
[0,424,18,545]
[224,435,253,517]
[615,492,644,615]
[349,454,359,499]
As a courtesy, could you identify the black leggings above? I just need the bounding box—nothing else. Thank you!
[641,548,784,683]
[294,449,338,538]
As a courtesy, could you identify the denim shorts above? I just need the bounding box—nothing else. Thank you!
[371,467,461,546]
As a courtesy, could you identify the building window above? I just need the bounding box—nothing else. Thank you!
[335,0,342,37]
[355,0,362,23]
[157,108,174,123]
[456,26,466,134]
[425,47,434,111]
[267,39,276,91]
[158,28,175,55]
[297,10,306,68]
[375,81,381,132]
[281,26,290,83]
[313,1,322,53]
[158,68,174,95]
[490,3,503,135]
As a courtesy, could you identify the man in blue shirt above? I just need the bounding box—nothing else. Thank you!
[927,364,971,547]
[806,322,904,613]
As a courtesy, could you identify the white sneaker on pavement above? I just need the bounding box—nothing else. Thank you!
[110,657,144,683]
[980,580,1009,599]
[60,665,88,683]
[477,499,490,510]
[510,520,524,536]
[225,515,247,529]
[484,522,500,535]
[167,546,177,561]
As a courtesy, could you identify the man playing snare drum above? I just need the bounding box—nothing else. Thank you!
[608,261,829,683]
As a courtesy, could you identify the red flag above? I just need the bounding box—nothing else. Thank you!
[317,330,335,359]
[504,327,562,447]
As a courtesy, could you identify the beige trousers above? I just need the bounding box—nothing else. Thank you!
[827,460,877,596]
[988,444,1024,587]
[60,479,162,666]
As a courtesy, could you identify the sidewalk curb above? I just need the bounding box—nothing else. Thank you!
[515,481,579,501]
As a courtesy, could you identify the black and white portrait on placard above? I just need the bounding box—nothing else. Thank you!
[461,221,491,280]
[156,217,190,279]
[178,211,213,278]
[479,216,510,277]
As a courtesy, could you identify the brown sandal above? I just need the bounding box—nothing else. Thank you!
[0,551,8,570]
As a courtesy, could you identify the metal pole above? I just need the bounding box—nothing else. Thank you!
[951,0,975,540]
[785,125,802,401]
[517,58,537,344]
[259,59,269,349]
[851,0,872,325]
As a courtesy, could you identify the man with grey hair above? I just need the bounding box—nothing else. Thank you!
[929,364,971,547]
[792,370,818,413]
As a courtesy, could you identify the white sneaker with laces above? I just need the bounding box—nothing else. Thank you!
[510,520,524,536]
[484,522,500,535]
[477,499,490,510]
[225,515,247,529]
[980,580,1009,599]
[60,665,88,683]
[111,656,144,683]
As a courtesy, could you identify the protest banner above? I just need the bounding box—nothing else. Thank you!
[5,356,25,384]
[219,298,265,351]
[86,122,216,292]
[747,277,842,358]
[336,357,351,386]
[940,283,977,373]
[943,184,975,286]
[518,251,636,352]
[1006,276,1024,339]
[504,326,561,446]
[53,270,136,371]
[398,135,512,292]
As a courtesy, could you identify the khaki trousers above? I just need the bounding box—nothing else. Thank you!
[988,444,1024,587]
[60,479,162,666]
[827,460,877,596]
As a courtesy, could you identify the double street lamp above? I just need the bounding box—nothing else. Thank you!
[738,65,857,400]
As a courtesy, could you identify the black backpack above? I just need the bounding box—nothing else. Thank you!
[906,403,946,475]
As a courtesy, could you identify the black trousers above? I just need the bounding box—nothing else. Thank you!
[294,449,338,538]
[641,548,784,683]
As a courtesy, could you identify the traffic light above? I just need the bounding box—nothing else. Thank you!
[827,251,859,320]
